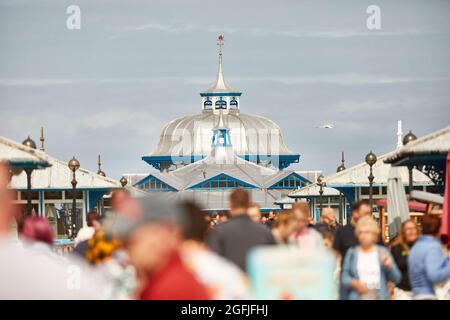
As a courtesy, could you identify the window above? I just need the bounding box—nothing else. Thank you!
[270,174,305,189]
[65,191,83,199]
[215,99,227,109]
[44,191,63,200]
[20,191,39,200]
[230,98,238,108]
[139,177,174,191]
[204,99,212,109]
[191,174,254,190]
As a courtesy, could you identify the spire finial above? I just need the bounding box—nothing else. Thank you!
[97,154,106,177]
[40,127,45,151]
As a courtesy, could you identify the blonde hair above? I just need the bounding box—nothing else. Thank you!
[293,201,310,219]
[274,210,296,228]
[355,216,379,236]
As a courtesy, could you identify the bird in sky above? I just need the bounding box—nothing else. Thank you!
[317,123,335,129]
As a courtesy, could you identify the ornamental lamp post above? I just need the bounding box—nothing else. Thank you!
[68,156,80,239]
[120,176,128,188]
[317,174,325,215]
[403,131,417,196]
[22,136,37,216]
[365,151,377,210]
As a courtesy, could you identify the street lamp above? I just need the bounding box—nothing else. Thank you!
[317,174,325,215]
[68,156,80,239]
[22,136,37,216]
[120,176,128,188]
[365,151,377,209]
[403,130,417,196]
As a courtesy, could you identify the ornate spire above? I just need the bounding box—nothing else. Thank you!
[40,127,45,151]
[97,154,106,177]
[205,35,235,93]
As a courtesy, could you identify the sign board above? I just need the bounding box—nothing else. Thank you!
[247,245,337,300]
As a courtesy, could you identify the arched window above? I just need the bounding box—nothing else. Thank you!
[230,98,238,108]
[215,99,227,109]
[204,99,212,109]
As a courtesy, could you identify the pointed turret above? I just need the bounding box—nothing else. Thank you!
[200,35,242,112]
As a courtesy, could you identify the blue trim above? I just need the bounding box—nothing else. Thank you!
[142,154,300,170]
[88,190,107,211]
[200,92,242,97]
[188,173,257,190]
[8,160,51,170]
[135,174,177,191]
[268,172,312,189]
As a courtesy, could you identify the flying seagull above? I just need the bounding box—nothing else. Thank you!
[317,123,335,129]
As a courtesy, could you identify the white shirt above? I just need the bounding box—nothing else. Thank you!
[357,249,381,290]
[182,247,250,300]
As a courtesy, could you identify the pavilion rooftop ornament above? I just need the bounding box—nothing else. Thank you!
[336,151,346,172]
[97,154,106,177]
[365,151,377,210]
[403,130,417,146]
[120,176,128,188]
[22,136,36,150]
[40,127,45,152]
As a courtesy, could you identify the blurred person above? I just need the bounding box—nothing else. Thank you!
[333,200,372,261]
[261,216,268,225]
[341,216,400,300]
[290,201,323,250]
[247,202,261,223]
[0,163,103,299]
[408,215,450,300]
[74,211,101,246]
[390,219,419,300]
[218,211,230,224]
[315,208,339,235]
[21,216,54,246]
[207,189,275,271]
[73,213,104,258]
[322,231,335,250]
[180,201,250,299]
[271,210,298,244]
[266,211,276,228]
[85,229,136,299]
[106,195,210,300]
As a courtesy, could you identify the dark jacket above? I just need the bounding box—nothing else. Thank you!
[390,243,412,291]
[206,214,276,271]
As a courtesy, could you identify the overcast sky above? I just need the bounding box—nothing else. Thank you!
[0,0,449,179]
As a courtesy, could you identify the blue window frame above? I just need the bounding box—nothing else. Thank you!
[269,173,310,189]
[215,99,227,109]
[204,99,212,109]
[136,175,176,191]
[189,174,255,190]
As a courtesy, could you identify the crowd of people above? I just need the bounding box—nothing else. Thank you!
[0,162,449,300]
